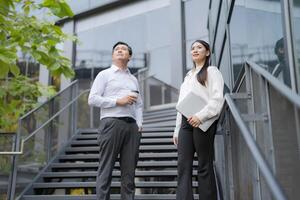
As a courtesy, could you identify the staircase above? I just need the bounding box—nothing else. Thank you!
[19,108,199,200]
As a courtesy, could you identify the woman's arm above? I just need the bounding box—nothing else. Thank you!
[195,67,224,123]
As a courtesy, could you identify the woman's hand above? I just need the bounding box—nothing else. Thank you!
[173,136,178,146]
[187,115,202,127]
[138,127,143,132]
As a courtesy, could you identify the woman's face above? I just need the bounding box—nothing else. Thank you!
[191,42,210,63]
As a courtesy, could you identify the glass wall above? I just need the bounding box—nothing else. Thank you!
[74,0,182,107]
[219,37,232,91]
[184,0,209,71]
[292,0,300,91]
[209,0,300,199]
[67,0,117,14]
[214,0,227,65]
[230,0,291,87]
[209,0,221,45]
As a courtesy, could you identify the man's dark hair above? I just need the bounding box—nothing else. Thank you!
[274,37,284,56]
[112,41,132,56]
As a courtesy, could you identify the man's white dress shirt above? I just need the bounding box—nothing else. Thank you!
[88,65,143,127]
[174,66,224,137]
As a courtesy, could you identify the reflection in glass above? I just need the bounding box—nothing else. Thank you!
[292,0,300,91]
[75,24,147,92]
[230,0,291,87]
[75,4,180,107]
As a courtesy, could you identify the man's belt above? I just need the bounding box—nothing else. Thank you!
[115,117,136,123]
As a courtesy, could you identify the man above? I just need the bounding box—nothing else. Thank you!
[272,37,291,87]
[88,41,143,200]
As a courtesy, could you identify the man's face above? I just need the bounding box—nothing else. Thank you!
[112,44,131,62]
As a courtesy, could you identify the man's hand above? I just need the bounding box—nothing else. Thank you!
[173,136,178,146]
[187,115,202,127]
[138,127,143,132]
[116,95,137,106]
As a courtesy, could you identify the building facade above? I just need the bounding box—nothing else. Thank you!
[54,0,210,108]
[9,0,300,199]
[209,0,300,199]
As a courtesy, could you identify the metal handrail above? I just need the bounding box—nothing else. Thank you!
[132,67,149,76]
[3,80,81,199]
[0,89,89,155]
[225,94,287,200]
[246,60,300,108]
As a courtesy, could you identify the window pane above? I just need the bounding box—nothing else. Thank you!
[292,0,300,92]
[75,2,179,107]
[215,0,227,63]
[230,0,291,87]
[184,0,209,71]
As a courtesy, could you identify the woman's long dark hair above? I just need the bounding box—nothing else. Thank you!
[191,40,210,86]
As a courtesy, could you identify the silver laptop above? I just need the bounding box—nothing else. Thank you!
[176,91,219,132]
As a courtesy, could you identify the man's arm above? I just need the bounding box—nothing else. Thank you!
[134,85,143,131]
[88,72,117,108]
[136,97,143,131]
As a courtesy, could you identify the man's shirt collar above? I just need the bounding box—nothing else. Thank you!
[111,64,130,73]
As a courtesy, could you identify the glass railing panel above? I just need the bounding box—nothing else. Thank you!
[15,125,49,197]
[0,133,14,200]
[50,108,72,157]
[268,84,300,199]
[0,154,12,200]
[251,71,274,200]
[228,113,256,200]
[77,92,91,129]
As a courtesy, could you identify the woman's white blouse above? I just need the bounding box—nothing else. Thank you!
[173,66,224,137]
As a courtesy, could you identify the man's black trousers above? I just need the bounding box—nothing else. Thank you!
[96,117,141,200]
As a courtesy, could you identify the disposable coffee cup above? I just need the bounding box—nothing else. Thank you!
[128,90,139,98]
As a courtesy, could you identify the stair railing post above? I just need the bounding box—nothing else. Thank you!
[73,82,78,134]
[47,99,54,162]
[7,120,21,200]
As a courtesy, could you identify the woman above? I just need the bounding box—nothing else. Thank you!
[173,40,224,200]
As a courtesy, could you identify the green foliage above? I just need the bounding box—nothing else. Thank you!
[0,0,76,131]
[41,0,74,18]
[0,76,56,131]
[0,0,75,79]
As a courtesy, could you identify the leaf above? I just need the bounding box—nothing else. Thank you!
[10,64,20,76]
[24,5,30,15]
[0,48,17,64]
[53,25,63,35]
[31,51,42,60]
[0,60,10,78]
[49,62,60,70]
[0,85,6,97]
[58,1,74,17]
[62,65,75,78]
[0,0,14,16]
[47,39,58,46]
[40,0,73,18]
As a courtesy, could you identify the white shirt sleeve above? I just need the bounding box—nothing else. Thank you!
[88,71,117,108]
[173,112,182,137]
[195,67,224,122]
[135,84,143,128]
